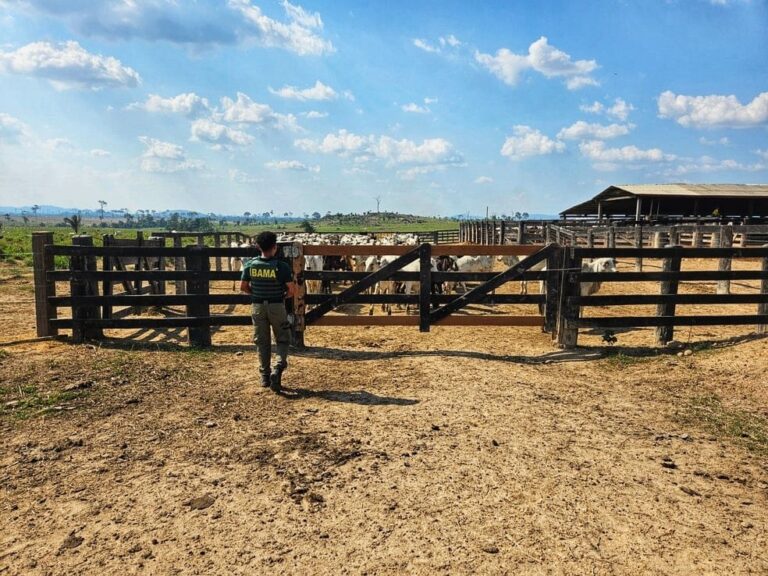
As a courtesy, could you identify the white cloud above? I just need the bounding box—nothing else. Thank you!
[424,97,438,105]
[474,176,493,184]
[663,156,766,176]
[228,168,261,183]
[699,136,730,146]
[578,140,676,165]
[128,93,210,116]
[557,121,633,140]
[413,38,440,53]
[90,148,111,157]
[0,113,29,143]
[4,1,334,56]
[303,110,328,119]
[190,119,254,148]
[269,80,337,101]
[476,36,598,90]
[280,0,322,29]
[0,41,140,90]
[755,149,768,161]
[500,125,565,159]
[43,137,75,150]
[217,92,298,131]
[228,0,334,55]
[580,97,634,120]
[402,102,430,114]
[440,34,461,48]
[295,129,464,177]
[295,129,370,155]
[657,90,768,128]
[139,136,204,173]
[265,159,319,172]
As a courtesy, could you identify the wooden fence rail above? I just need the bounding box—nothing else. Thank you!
[31,234,768,349]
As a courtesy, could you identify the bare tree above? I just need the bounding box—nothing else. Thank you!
[98,200,107,221]
[374,194,382,214]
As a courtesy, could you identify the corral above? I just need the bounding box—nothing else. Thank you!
[2,230,767,575]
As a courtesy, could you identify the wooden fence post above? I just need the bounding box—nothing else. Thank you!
[543,245,562,335]
[607,227,616,249]
[32,231,57,337]
[635,225,643,272]
[668,226,679,247]
[556,248,582,349]
[500,221,507,245]
[173,235,185,295]
[102,234,114,319]
[214,233,222,272]
[288,242,306,348]
[758,245,768,334]
[716,227,733,295]
[655,245,682,346]
[692,225,703,248]
[185,245,211,347]
[70,235,103,343]
[419,243,432,332]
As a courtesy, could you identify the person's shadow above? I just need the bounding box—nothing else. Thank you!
[278,387,418,406]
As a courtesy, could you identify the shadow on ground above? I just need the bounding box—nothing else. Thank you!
[277,387,419,406]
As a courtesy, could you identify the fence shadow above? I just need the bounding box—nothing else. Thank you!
[277,387,418,406]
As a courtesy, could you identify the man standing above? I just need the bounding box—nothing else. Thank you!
[240,231,295,392]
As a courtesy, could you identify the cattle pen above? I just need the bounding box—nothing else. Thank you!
[31,231,768,350]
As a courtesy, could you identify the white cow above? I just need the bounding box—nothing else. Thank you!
[452,255,493,293]
[580,257,617,296]
[229,241,250,290]
[304,255,324,294]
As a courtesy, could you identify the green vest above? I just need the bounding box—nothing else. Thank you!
[244,257,288,302]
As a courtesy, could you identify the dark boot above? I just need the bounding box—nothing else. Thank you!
[260,371,271,388]
[270,362,287,392]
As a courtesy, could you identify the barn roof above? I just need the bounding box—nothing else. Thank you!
[560,183,768,218]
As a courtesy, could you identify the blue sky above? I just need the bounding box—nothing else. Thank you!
[0,0,766,217]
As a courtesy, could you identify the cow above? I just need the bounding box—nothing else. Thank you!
[229,241,251,290]
[303,255,324,295]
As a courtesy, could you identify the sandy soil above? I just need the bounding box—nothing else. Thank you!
[1,257,767,575]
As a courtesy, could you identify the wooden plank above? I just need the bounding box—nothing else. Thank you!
[70,235,103,343]
[578,315,768,328]
[290,242,306,347]
[543,247,563,334]
[185,246,211,347]
[305,293,546,305]
[575,247,768,258]
[579,270,768,282]
[557,249,583,349]
[717,227,734,295]
[655,246,682,345]
[303,244,544,257]
[32,232,57,337]
[419,243,432,332]
[304,271,550,282]
[574,293,768,306]
[759,252,768,334]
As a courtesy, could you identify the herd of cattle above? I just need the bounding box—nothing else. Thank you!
[230,233,618,313]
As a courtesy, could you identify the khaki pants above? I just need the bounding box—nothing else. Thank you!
[251,301,290,376]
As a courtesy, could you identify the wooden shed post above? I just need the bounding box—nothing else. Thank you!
[757,246,768,334]
[655,245,682,346]
[716,227,734,295]
[185,245,211,348]
[556,248,583,349]
[32,231,57,337]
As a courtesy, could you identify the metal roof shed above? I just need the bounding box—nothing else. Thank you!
[560,183,768,220]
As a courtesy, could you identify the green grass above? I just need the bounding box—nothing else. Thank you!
[1,384,88,421]
[1,216,460,268]
[676,394,768,455]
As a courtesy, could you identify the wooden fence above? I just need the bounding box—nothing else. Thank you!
[32,232,768,349]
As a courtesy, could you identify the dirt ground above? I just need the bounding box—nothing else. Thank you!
[1,257,767,575]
